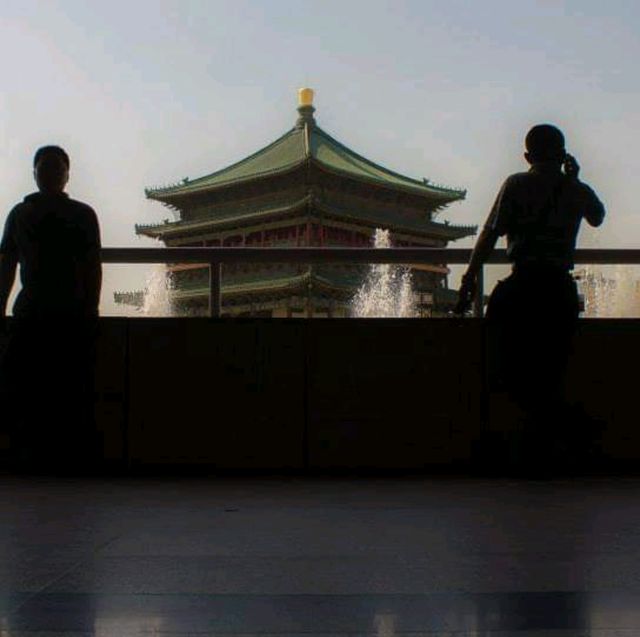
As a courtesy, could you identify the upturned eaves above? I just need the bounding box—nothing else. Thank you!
[145,124,466,203]
[135,194,476,241]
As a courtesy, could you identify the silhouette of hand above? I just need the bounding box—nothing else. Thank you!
[564,154,580,180]
[453,273,476,315]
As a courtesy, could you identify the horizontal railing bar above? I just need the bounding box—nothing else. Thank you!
[101,247,640,265]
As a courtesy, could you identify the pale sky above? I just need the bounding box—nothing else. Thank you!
[1,0,638,314]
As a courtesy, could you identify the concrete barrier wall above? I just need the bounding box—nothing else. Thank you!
[305,320,485,470]
[566,320,640,462]
[2,318,638,471]
[127,319,306,469]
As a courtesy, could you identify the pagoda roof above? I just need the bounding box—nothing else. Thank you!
[136,194,476,241]
[171,269,357,302]
[116,273,478,309]
[170,264,457,303]
[145,99,466,204]
[114,258,461,309]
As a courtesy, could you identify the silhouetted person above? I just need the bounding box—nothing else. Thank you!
[454,125,605,470]
[0,145,102,472]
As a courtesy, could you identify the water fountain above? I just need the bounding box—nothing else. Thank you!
[351,228,418,318]
[577,264,640,318]
[131,251,640,319]
[136,264,175,317]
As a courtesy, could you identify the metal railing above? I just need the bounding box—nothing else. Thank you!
[102,247,640,318]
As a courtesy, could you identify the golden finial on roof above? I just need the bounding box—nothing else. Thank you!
[298,88,314,107]
[296,88,316,129]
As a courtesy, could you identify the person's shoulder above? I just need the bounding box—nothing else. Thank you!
[4,201,30,228]
[499,172,529,192]
[562,178,599,200]
[573,179,598,193]
[10,192,40,214]
[66,198,101,245]
[66,197,96,214]
[8,201,27,216]
[506,171,532,183]
[66,197,99,223]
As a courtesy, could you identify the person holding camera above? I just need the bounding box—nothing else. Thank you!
[454,124,605,473]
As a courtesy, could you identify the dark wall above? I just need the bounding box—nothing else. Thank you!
[127,319,305,469]
[2,318,638,471]
[566,320,640,462]
[305,320,484,470]
[121,318,486,470]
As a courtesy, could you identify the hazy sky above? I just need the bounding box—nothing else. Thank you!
[1,0,638,314]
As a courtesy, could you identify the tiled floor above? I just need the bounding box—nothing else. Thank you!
[1,474,640,636]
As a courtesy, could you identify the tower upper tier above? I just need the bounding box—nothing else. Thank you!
[145,89,467,208]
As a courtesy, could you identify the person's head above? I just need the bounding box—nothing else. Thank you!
[33,145,70,194]
[524,124,566,164]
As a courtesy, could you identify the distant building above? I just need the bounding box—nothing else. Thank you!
[115,89,476,317]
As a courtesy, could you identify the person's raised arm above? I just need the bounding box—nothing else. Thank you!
[465,223,501,284]
[0,253,18,319]
[0,208,19,324]
[453,178,512,315]
[564,154,605,228]
[452,225,500,315]
[580,184,605,228]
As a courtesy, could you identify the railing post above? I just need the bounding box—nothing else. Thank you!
[473,266,484,318]
[209,262,222,318]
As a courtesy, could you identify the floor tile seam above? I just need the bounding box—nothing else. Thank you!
[93,551,451,556]
[106,632,640,636]
[85,554,470,563]
[2,508,628,517]
[459,550,640,556]
[6,534,122,616]
[66,633,585,637]
[7,620,640,634]
[10,585,640,597]
[134,632,640,637]
[2,510,634,518]
[0,628,637,637]
[9,536,126,559]
[0,494,616,502]
[0,498,637,510]
[83,551,635,559]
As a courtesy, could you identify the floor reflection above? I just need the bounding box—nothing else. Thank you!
[1,477,640,635]
[0,592,624,634]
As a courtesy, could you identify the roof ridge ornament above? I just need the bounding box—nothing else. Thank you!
[296,87,316,129]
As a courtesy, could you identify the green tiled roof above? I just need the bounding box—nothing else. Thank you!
[148,129,307,197]
[136,196,311,237]
[146,113,466,202]
[135,194,476,241]
[313,199,475,240]
[115,263,459,308]
[172,270,356,301]
[308,128,462,199]
[171,264,453,302]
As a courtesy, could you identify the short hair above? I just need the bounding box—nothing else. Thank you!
[33,145,70,169]
[525,124,565,160]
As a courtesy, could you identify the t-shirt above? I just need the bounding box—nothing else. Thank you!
[485,163,605,270]
[0,191,101,317]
